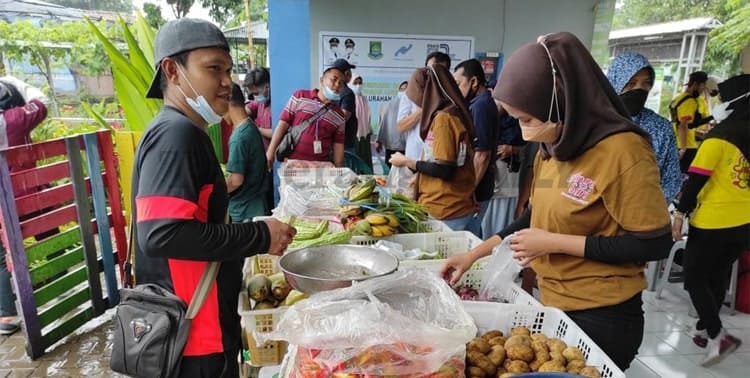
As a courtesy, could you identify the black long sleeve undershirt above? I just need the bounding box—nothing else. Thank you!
[415,160,457,180]
[495,208,672,264]
[676,172,711,215]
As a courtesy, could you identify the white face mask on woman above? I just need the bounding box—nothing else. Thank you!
[520,40,563,144]
[711,91,750,123]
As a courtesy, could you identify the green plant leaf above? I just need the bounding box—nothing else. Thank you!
[80,102,113,130]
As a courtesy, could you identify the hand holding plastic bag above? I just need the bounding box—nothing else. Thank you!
[387,165,417,200]
[258,269,477,377]
[478,236,524,302]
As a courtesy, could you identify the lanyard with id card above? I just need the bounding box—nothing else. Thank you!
[313,119,323,154]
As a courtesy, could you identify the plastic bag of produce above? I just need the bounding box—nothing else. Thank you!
[257,269,477,377]
[274,185,341,217]
[478,236,523,302]
[386,165,417,200]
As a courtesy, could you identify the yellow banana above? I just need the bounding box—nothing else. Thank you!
[385,214,400,228]
[371,226,384,237]
[365,214,389,226]
[374,224,394,237]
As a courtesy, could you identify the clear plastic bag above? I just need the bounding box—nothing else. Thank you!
[273,185,341,217]
[386,165,417,200]
[478,236,524,302]
[258,269,476,377]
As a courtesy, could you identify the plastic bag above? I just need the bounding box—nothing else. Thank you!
[373,240,439,261]
[478,236,524,302]
[274,185,341,217]
[386,165,417,200]
[257,269,477,377]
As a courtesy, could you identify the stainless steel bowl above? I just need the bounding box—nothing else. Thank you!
[279,245,399,294]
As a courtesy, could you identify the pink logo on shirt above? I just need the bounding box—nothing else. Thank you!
[562,172,595,204]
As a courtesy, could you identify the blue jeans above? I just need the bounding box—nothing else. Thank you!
[0,244,16,317]
[466,201,490,238]
[442,213,476,232]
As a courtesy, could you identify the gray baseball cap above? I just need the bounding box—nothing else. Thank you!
[145,18,230,99]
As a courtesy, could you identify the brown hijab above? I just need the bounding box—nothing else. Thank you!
[406,65,475,142]
[493,32,649,161]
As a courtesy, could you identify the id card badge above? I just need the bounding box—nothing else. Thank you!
[313,140,323,154]
[457,142,467,167]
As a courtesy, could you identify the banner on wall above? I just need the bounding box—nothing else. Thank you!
[319,31,475,133]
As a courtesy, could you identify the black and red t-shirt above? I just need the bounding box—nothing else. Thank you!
[132,106,271,356]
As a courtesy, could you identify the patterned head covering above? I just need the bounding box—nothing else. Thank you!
[606,52,655,94]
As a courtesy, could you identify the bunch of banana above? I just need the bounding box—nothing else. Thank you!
[345,178,377,202]
[340,204,363,217]
[364,213,399,237]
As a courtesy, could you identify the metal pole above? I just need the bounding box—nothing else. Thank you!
[245,0,255,68]
[697,33,707,69]
[675,33,688,98]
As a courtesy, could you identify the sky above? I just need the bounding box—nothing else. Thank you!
[131,0,215,23]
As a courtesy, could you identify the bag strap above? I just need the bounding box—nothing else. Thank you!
[127,210,221,318]
[290,102,330,138]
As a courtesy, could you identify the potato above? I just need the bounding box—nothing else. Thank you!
[579,366,602,377]
[562,346,585,362]
[487,336,507,347]
[468,338,492,354]
[487,345,506,366]
[530,340,549,354]
[529,350,550,371]
[468,351,497,376]
[567,359,586,374]
[504,335,531,349]
[506,344,535,363]
[467,366,486,378]
[549,351,567,366]
[546,338,567,354]
[510,326,531,336]
[482,330,504,340]
[538,360,567,372]
[494,367,507,377]
[504,360,530,374]
[530,333,548,343]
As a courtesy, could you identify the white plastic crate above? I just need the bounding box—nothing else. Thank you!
[410,258,540,307]
[464,301,625,378]
[239,255,289,366]
[351,230,481,257]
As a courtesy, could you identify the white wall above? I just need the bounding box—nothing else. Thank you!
[308,0,598,84]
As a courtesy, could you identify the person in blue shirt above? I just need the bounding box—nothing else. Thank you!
[607,52,681,204]
[453,59,499,238]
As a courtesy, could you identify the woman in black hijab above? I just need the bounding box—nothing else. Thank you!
[672,74,749,367]
[442,32,673,370]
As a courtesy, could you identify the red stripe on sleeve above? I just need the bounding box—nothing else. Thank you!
[136,196,198,222]
[687,166,712,176]
[195,184,214,223]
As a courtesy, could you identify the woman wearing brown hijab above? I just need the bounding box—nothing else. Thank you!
[389,64,477,230]
[441,32,672,370]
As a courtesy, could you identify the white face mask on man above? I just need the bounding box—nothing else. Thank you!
[175,65,223,125]
[520,40,563,144]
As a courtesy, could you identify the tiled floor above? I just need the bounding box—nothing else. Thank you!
[625,283,750,378]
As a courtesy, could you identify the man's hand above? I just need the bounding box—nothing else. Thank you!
[497,145,513,160]
[263,219,297,256]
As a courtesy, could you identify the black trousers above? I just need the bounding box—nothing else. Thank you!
[179,348,239,378]
[566,293,644,371]
[679,148,698,173]
[684,223,750,338]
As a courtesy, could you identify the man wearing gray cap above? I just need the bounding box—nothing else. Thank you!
[130,18,295,377]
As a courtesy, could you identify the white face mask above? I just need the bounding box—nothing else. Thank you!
[350,84,362,95]
[712,91,749,123]
[175,65,223,125]
[521,38,563,144]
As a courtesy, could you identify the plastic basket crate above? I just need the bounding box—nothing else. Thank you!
[277,166,356,189]
[239,255,288,366]
[463,301,625,378]
[351,231,481,257]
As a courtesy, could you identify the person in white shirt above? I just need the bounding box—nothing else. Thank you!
[397,52,452,161]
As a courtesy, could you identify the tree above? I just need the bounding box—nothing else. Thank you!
[46,0,133,13]
[613,0,747,75]
[225,0,267,28]
[143,2,166,29]
[0,20,117,116]
[166,0,194,18]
